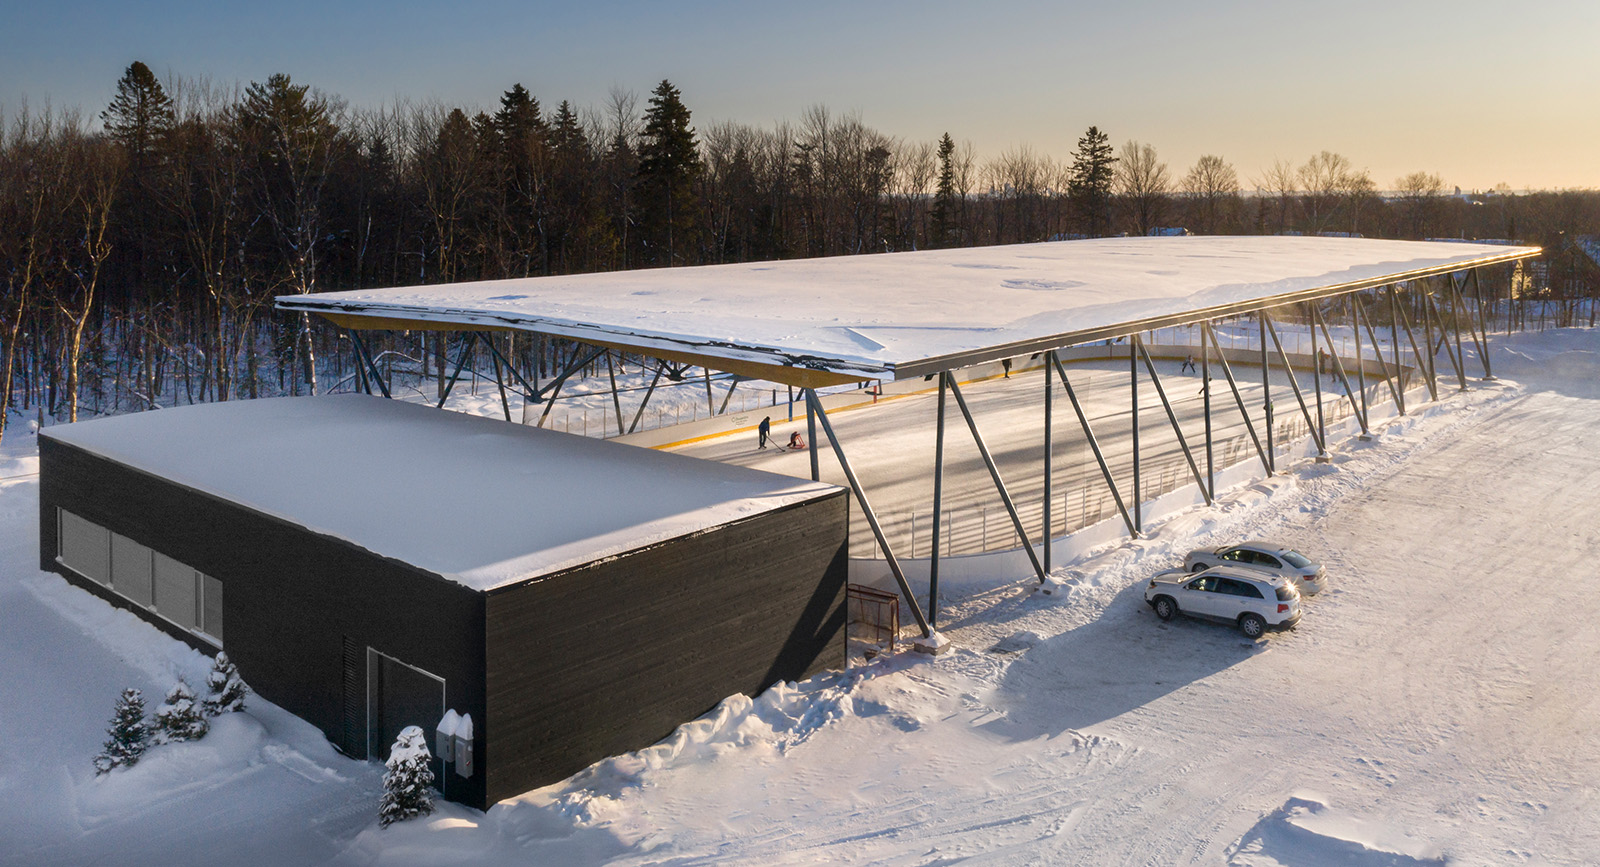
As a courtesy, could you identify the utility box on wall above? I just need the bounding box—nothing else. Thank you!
[39,395,849,809]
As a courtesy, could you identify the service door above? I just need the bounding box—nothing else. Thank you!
[367,648,445,787]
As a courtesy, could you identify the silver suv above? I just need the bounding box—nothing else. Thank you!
[1144,565,1302,639]
[1184,541,1327,595]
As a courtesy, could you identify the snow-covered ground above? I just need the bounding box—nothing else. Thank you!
[4,329,1599,865]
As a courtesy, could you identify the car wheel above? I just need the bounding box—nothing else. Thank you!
[1190,562,1207,573]
[1153,596,1176,621]
[1238,613,1266,639]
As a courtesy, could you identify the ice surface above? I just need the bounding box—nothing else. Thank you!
[279,237,1536,379]
[40,394,838,591]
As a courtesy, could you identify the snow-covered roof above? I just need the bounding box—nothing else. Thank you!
[277,236,1538,385]
[42,395,839,592]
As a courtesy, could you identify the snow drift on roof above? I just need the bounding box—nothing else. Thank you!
[278,236,1537,379]
[42,396,839,591]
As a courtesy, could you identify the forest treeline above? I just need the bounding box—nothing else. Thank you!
[2,62,1598,437]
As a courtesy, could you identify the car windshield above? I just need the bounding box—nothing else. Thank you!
[1281,550,1313,568]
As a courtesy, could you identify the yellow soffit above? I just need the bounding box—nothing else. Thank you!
[314,312,870,389]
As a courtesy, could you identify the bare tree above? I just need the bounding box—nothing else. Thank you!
[1255,158,1298,234]
[1297,151,1353,234]
[1180,154,1240,235]
[1394,171,1446,239]
[0,104,73,439]
[56,124,124,422]
[894,139,935,249]
[1115,140,1170,236]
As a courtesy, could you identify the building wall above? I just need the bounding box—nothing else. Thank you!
[482,488,848,805]
[39,437,489,808]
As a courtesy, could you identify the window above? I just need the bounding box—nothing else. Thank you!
[1188,575,1217,592]
[1281,551,1313,569]
[56,509,221,647]
[154,551,199,630]
[111,533,154,607]
[1218,579,1264,599]
[59,510,111,586]
[201,574,224,642]
[1220,549,1246,562]
[1258,554,1282,569]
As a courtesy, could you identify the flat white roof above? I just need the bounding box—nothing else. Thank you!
[278,236,1537,382]
[43,396,839,592]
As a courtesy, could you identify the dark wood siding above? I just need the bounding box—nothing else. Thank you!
[482,489,847,805]
[39,437,490,808]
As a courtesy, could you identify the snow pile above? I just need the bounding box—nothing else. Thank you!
[1227,795,1446,866]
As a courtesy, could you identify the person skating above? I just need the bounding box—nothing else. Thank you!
[788,431,806,450]
[758,416,772,449]
[1181,354,1196,374]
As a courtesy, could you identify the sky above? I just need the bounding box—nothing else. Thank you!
[4,0,1597,191]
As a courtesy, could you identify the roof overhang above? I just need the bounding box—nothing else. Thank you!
[279,237,1540,387]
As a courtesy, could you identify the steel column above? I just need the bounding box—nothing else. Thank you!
[604,351,625,435]
[1134,336,1212,503]
[1310,303,1326,448]
[1261,312,1325,455]
[476,330,540,398]
[1043,352,1054,572]
[1260,315,1274,473]
[436,336,476,409]
[1131,340,1141,531]
[1392,285,1437,402]
[1202,323,1272,474]
[535,345,610,427]
[1354,295,1403,414]
[806,397,819,482]
[1383,288,1409,412]
[1450,273,1492,379]
[805,389,932,637]
[1311,306,1369,434]
[486,334,513,421]
[1469,268,1496,379]
[1423,288,1468,391]
[626,364,666,434]
[1049,354,1139,539]
[718,379,739,414]
[1202,327,1214,494]
[929,372,948,624]
[946,377,1050,584]
[349,330,391,399]
[1347,296,1369,422]
[1444,277,1471,384]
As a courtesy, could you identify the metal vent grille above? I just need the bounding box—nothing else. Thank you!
[341,636,363,758]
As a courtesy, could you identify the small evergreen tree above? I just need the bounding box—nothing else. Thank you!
[1068,126,1117,238]
[931,133,958,248]
[378,726,436,827]
[152,679,209,744]
[202,652,248,716]
[94,688,149,775]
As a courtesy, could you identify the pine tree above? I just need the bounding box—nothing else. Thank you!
[378,726,436,827]
[102,61,174,167]
[931,133,958,248]
[202,651,248,716]
[636,80,704,266]
[94,688,149,774]
[1068,126,1117,238]
[152,679,209,744]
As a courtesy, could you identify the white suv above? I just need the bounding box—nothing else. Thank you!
[1144,565,1302,639]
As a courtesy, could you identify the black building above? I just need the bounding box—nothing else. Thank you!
[39,395,848,809]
